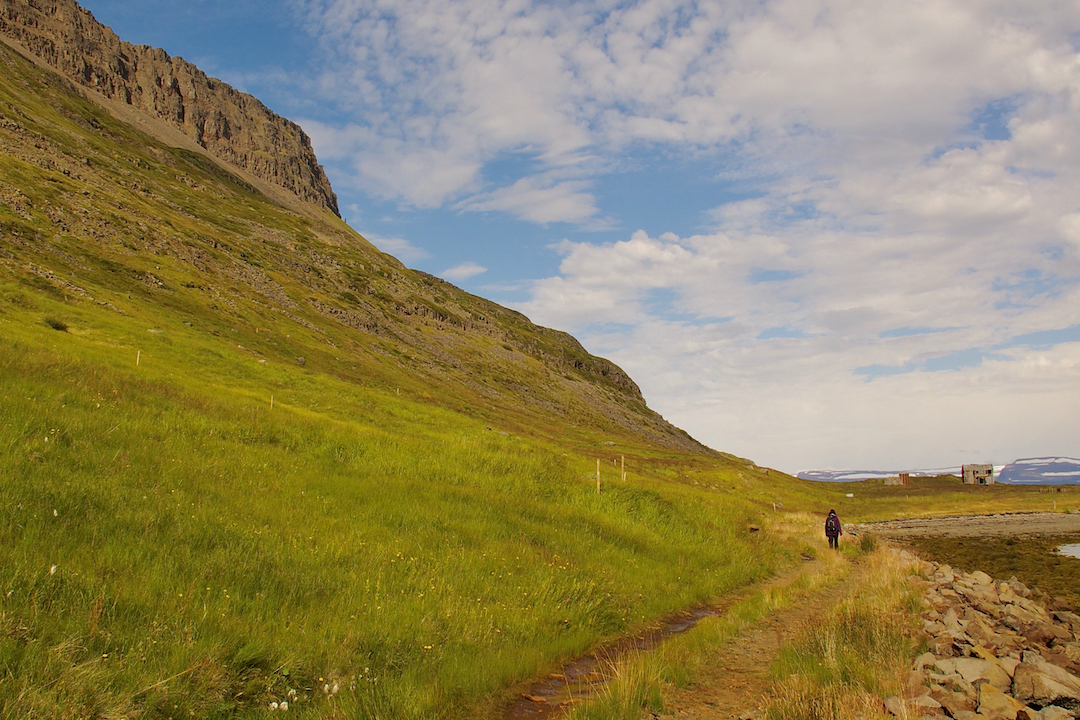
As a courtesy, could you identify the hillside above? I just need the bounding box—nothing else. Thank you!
[0,5,710,456]
[0,8,790,720]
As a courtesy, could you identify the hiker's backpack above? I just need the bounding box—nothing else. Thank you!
[825,514,839,534]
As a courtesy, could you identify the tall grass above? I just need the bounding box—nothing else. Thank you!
[562,514,853,720]
[0,337,784,718]
[761,549,922,720]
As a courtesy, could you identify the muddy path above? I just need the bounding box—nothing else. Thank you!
[502,558,862,720]
[504,604,730,720]
[660,561,864,720]
[854,511,1080,539]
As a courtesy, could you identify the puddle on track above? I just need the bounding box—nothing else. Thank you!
[504,605,725,719]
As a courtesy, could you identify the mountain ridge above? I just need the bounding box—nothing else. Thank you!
[798,457,1080,484]
[0,0,340,216]
[0,27,714,456]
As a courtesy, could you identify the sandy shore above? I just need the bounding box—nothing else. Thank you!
[853,512,1080,539]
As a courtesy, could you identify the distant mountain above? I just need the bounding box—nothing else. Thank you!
[800,457,1080,484]
[797,467,961,483]
[997,457,1080,485]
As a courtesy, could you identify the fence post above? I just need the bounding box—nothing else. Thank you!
[596,459,601,495]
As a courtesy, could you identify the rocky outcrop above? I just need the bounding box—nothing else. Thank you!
[888,555,1080,720]
[0,0,339,215]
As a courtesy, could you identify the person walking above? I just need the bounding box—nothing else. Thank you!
[825,509,842,550]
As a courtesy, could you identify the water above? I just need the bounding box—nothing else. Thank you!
[1058,543,1080,559]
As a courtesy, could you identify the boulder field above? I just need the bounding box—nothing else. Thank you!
[888,550,1080,720]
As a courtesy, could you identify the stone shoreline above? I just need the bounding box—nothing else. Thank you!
[887,549,1080,720]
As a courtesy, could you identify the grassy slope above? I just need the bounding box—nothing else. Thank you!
[0,40,792,719]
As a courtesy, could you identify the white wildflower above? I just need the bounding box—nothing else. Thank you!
[50,565,57,575]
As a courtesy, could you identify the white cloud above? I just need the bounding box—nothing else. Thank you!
[518,218,1080,471]
[458,177,600,224]
[1059,213,1080,249]
[441,261,488,281]
[295,0,1080,471]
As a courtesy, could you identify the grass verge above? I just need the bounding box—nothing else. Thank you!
[761,547,922,720]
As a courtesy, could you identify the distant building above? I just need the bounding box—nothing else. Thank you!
[962,464,995,485]
[884,473,910,486]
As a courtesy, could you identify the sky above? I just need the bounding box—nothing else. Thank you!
[80,0,1080,474]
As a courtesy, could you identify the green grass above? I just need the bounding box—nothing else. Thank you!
[761,549,922,720]
[763,475,1080,524]
[0,330,788,719]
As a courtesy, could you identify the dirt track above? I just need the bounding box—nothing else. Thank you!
[662,564,861,720]
[853,512,1080,539]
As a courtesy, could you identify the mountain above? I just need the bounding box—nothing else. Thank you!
[0,0,710,456]
[1,0,338,216]
[997,457,1080,485]
[797,467,961,482]
[800,458,1080,485]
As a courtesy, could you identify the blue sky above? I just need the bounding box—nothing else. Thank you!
[81,0,1080,473]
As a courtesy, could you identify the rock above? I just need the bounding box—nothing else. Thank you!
[915,652,940,671]
[1048,624,1074,642]
[1027,627,1062,648]
[915,695,943,710]
[936,657,1014,691]
[972,571,995,586]
[932,684,978,716]
[970,619,1010,650]
[1051,612,1080,635]
[979,683,1029,720]
[1012,657,1080,710]
[885,695,906,716]
[906,670,932,697]
[1036,707,1076,720]
[0,0,340,215]
[931,636,959,658]
[1010,579,1033,598]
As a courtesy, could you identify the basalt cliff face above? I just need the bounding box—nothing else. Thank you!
[0,0,339,216]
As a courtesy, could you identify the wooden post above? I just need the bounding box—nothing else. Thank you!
[621,455,625,482]
[596,459,601,495]
[271,395,274,410]
[136,350,141,366]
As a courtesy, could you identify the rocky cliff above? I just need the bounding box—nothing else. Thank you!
[0,0,339,216]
